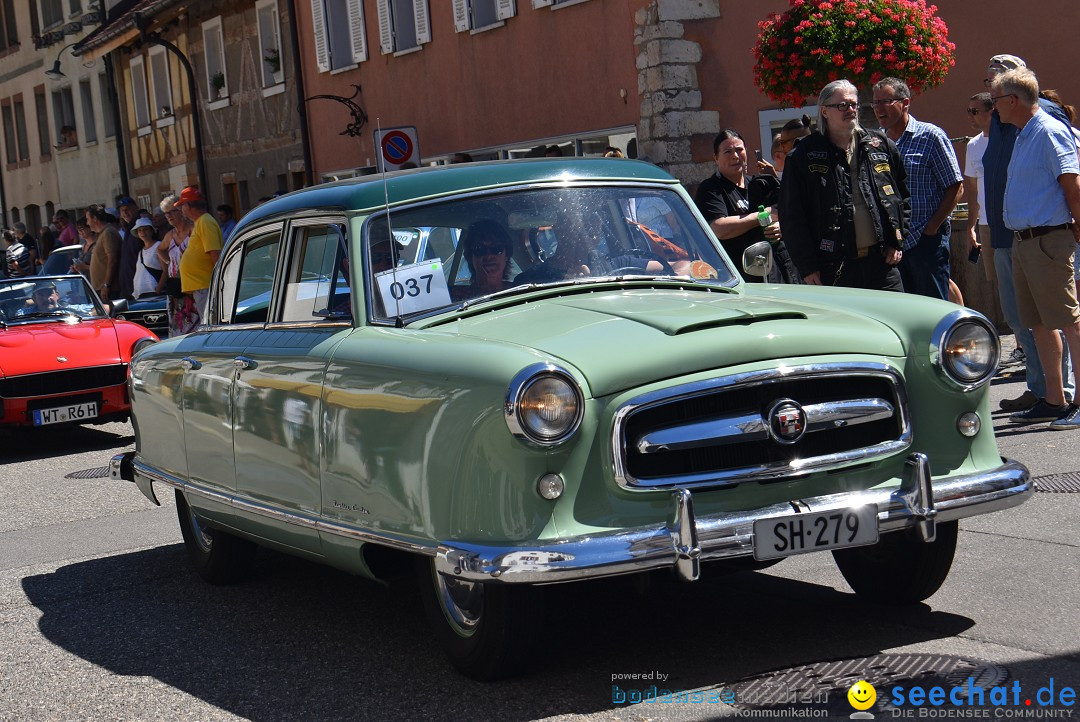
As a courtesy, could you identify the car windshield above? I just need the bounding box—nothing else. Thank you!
[0,275,106,324]
[362,185,736,322]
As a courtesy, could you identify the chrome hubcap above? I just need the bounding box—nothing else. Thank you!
[433,569,483,636]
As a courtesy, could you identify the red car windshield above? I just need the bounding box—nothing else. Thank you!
[0,275,107,324]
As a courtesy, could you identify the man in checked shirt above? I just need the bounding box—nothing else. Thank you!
[873,77,964,301]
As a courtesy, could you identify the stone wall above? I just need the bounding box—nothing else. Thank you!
[633,0,720,186]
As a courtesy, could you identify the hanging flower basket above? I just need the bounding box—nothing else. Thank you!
[753,0,956,108]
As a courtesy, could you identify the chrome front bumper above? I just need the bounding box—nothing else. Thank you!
[436,454,1031,584]
[112,451,1030,586]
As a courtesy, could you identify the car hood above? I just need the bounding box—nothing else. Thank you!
[0,319,122,376]
[436,288,905,397]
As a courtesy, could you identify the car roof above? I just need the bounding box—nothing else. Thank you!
[232,158,678,236]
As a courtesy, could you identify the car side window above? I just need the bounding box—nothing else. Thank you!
[281,224,350,322]
[218,229,282,325]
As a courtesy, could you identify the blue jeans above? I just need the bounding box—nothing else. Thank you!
[994,245,1075,401]
[901,230,950,300]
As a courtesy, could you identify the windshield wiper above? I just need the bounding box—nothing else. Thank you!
[18,310,80,320]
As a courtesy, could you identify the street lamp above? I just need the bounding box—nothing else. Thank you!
[44,43,79,80]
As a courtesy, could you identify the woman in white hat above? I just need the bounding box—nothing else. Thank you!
[131,217,165,298]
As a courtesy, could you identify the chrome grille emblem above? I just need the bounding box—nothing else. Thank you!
[144,313,164,325]
[767,399,806,445]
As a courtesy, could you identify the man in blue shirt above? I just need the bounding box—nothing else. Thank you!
[873,77,963,301]
[993,68,1080,430]
[982,54,1075,413]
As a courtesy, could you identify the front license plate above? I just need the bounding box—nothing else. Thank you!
[32,401,99,426]
[752,506,879,561]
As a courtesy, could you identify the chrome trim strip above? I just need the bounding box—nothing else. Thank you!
[929,309,1000,392]
[635,397,894,454]
[435,456,1031,584]
[612,363,911,491]
[117,455,436,557]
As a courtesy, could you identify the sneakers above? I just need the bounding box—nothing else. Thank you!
[1000,346,1026,368]
[1009,399,1069,424]
[999,390,1038,412]
[1049,404,1080,431]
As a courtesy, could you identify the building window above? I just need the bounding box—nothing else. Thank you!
[129,55,151,132]
[14,98,29,160]
[311,0,367,72]
[1,0,18,51]
[35,88,50,158]
[256,0,283,87]
[98,73,116,138]
[532,0,587,7]
[203,17,228,99]
[79,79,96,144]
[40,0,63,28]
[453,0,514,31]
[376,0,430,54]
[68,0,80,17]
[148,46,173,122]
[50,86,76,148]
[2,102,15,164]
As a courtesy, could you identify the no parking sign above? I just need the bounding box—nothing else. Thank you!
[374,126,420,172]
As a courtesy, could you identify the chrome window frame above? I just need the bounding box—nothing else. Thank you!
[611,362,912,492]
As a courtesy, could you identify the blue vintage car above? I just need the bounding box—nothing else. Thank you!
[113,159,1030,680]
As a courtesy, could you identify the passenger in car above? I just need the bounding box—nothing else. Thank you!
[452,219,515,300]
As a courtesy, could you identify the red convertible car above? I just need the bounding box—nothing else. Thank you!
[0,275,157,428]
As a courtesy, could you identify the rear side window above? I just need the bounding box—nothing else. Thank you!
[217,229,282,324]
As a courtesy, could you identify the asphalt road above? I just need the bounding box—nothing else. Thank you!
[0,357,1077,722]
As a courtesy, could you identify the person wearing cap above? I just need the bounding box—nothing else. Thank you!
[872,77,963,301]
[116,196,141,301]
[982,54,1075,413]
[131,217,165,298]
[990,68,1080,431]
[18,281,62,315]
[175,186,223,325]
[86,204,123,300]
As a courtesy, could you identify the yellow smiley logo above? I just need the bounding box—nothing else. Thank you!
[848,680,877,711]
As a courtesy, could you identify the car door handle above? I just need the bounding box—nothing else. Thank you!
[180,357,202,371]
[233,356,258,371]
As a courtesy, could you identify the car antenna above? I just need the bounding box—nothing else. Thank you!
[376,118,405,327]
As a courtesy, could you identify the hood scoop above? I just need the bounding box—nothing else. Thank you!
[671,310,806,336]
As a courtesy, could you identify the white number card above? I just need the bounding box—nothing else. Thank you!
[375,260,452,315]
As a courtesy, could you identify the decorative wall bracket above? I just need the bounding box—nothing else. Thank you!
[304,84,368,137]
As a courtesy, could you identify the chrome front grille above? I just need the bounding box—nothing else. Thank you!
[613,363,910,490]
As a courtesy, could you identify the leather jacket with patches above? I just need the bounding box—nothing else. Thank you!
[778,129,910,278]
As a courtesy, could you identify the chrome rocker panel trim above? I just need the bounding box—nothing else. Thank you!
[112,452,1030,585]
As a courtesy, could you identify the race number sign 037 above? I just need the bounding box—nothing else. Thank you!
[374,260,452,316]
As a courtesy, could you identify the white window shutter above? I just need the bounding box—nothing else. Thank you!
[346,0,367,63]
[310,0,330,72]
[413,0,430,44]
[452,0,469,32]
[376,0,393,54]
[496,0,516,20]
[532,0,552,7]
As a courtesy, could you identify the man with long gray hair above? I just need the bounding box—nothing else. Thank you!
[779,79,909,290]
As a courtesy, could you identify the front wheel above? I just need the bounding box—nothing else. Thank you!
[415,557,540,681]
[175,490,256,585]
[832,520,958,605]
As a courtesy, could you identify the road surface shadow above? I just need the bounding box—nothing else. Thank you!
[21,544,981,721]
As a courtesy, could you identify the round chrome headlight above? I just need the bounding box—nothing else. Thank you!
[132,337,158,357]
[931,311,999,390]
[505,364,584,445]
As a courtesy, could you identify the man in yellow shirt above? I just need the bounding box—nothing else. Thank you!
[175,186,222,325]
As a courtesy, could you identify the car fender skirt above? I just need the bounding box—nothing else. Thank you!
[435,455,1031,585]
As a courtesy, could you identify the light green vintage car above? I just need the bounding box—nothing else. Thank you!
[112,159,1030,680]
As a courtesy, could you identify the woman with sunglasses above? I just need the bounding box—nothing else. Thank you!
[455,219,515,300]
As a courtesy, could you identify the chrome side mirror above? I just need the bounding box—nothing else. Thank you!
[742,241,774,278]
